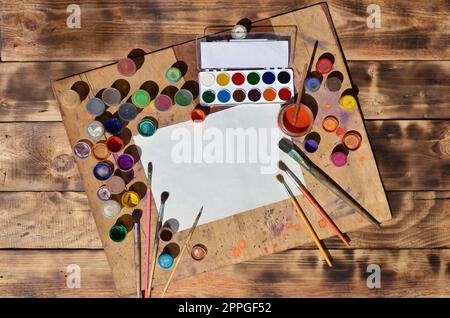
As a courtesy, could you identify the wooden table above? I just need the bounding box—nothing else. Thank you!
[0,0,449,297]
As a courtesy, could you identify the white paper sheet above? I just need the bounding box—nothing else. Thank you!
[134,104,305,231]
[200,40,289,69]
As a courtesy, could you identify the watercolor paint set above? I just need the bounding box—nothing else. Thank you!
[197,28,297,106]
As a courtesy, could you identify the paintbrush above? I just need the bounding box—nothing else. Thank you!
[161,206,203,298]
[132,209,142,298]
[278,160,350,247]
[147,191,169,298]
[144,162,153,298]
[293,63,308,124]
[276,174,332,267]
[278,138,381,228]
[294,40,319,124]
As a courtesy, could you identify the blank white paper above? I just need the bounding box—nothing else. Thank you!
[200,40,289,69]
[134,104,305,231]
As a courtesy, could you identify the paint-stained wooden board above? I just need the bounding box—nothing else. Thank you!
[1,249,450,297]
[1,0,449,61]
[1,191,449,249]
[52,4,392,295]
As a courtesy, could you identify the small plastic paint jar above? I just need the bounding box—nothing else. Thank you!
[158,253,174,269]
[304,138,319,153]
[330,151,348,167]
[342,131,362,151]
[137,118,158,137]
[191,108,206,122]
[131,89,151,109]
[85,120,105,140]
[191,244,207,261]
[174,89,194,107]
[316,57,334,74]
[117,57,137,77]
[97,185,112,201]
[86,97,105,117]
[154,94,173,112]
[305,77,321,92]
[92,142,111,160]
[159,227,174,241]
[106,136,124,153]
[102,87,122,107]
[60,89,81,109]
[199,72,215,87]
[117,153,134,172]
[325,76,342,92]
[105,175,126,195]
[278,103,314,137]
[322,116,339,132]
[109,224,128,243]
[339,95,357,111]
[93,162,113,181]
[165,67,182,83]
[231,24,247,39]
[101,200,121,218]
[73,141,91,159]
[118,103,138,121]
[104,117,123,135]
[121,190,140,208]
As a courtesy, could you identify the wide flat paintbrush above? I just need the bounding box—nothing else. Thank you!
[278,160,350,247]
[278,138,381,228]
[147,191,169,298]
[161,206,203,298]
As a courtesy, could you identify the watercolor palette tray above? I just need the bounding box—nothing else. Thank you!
[53,3,391,296]
[199,69,294,105]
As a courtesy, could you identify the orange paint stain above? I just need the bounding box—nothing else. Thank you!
[336,127,346,136]
[318,220,327,228]
[285,223,292,228]
[359,155,366,162]
[263,246,269,254]
[324,103,332,109]
[231,247,240,257]
[262,230,267,236]
[295,224,301,231]
[238,240,246,249]
[272,243,278,249]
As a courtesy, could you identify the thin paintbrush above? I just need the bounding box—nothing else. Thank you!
[278,160,350,247]
[144,162,153,298]
[132,209,142,298]
[294,40,318,124]
[147,191,169,298]
[278,138,381,228]
[276,174,332,267]
[161,206,203,298]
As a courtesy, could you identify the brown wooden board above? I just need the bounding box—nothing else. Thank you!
[52,3,391,295]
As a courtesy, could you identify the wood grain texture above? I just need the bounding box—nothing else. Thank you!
[1,191,449,249]
[1,1,449,61]
[0,192,101,249]
[0,62,105,121]
[0,120,448,192]
[1,249,449,297]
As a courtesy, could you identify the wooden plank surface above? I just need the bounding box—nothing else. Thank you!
[1,191,449,249]
[1,1,449,61]
[1,249,449,297]
[2,61,449,122]
[0,120,448,192]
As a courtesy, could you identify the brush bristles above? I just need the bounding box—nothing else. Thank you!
[276,174,284,183]
[278,161,288,171]
[148,162,153,174]
[278,138,294,154]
